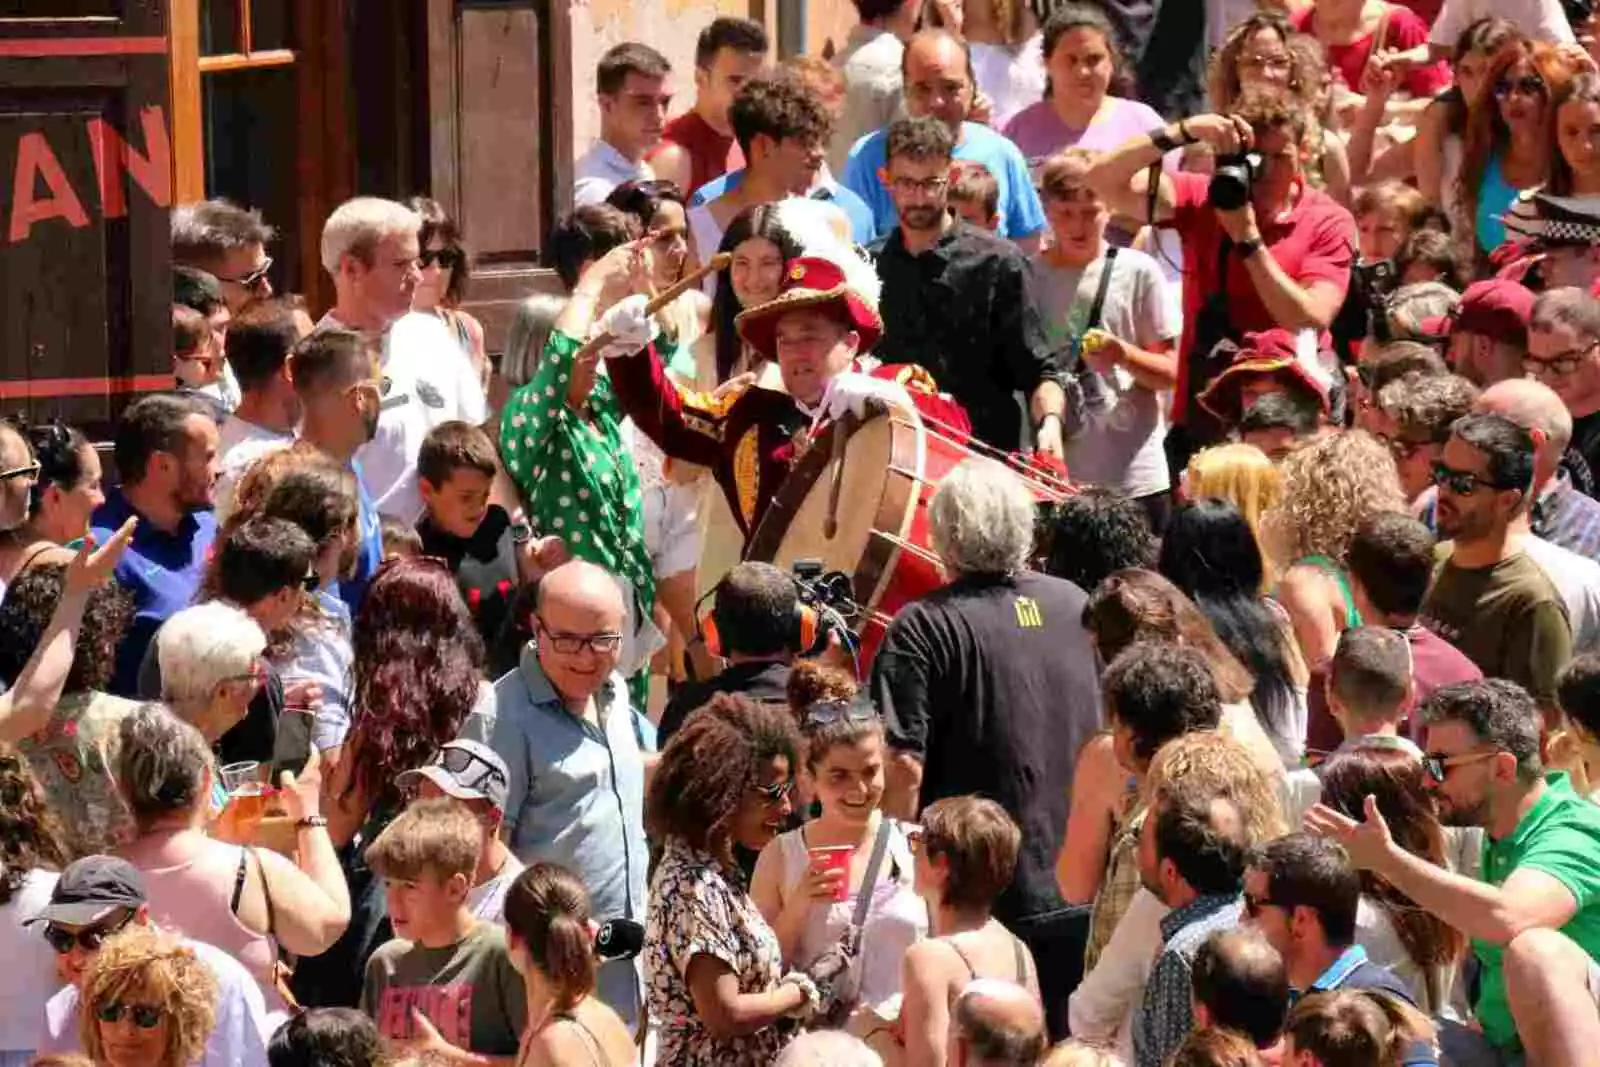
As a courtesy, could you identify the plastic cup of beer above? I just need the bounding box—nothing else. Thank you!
[220,761,260,793]
[810,845,855,902]
[219,761,266,839]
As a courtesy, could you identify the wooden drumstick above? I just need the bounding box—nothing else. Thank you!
[574,252,732,363]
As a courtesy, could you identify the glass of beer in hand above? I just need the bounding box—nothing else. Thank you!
[218,760,267,841]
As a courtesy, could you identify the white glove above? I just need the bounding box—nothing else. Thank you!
[594,294,658,360]
[819,371,910,422]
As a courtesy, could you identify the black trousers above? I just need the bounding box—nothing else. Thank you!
[1008,904,1093,1042]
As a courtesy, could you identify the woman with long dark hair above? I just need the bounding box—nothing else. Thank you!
[1549,71,1600,197]
[0,747,67,1066]
[1317,744,1466,1016]
[1160,499,1308,765]
[697,203,808,386]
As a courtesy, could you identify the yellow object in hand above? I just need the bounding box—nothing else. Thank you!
[1081,329,1112,354]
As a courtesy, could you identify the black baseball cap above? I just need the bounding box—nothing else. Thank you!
[25,856,148,928]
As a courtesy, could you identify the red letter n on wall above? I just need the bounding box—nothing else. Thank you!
[87,106,173,218]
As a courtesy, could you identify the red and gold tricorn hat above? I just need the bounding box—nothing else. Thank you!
[735,254,885,361]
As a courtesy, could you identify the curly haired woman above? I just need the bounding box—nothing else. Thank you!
[78,925,218,1067]
[1265,430,1406,670]
[644,693,842,1067]
[0,747,67,1066]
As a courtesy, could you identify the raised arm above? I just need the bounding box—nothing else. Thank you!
[1086,115,1252,226]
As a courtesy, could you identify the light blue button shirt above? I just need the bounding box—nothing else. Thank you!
[489,646,655,1026]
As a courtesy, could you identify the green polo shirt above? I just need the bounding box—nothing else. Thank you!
[1475,772,1600,1050]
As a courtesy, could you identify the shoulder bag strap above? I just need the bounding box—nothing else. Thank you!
[849,817,896,933]
[1086,246,1120,332]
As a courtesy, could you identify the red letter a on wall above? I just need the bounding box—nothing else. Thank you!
[88,106,173,218]
[9,131,90,244]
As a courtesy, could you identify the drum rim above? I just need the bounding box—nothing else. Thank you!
[746,414,922,615]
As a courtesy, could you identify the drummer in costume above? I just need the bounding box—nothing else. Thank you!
[598,243,972,545]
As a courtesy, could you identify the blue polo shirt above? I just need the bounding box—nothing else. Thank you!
[91,487,218,698]
[689,169,880,245]
[1299,945,1438,1067]
[334,459,383,613]
[841,120,1046,240]
[488,647,655,1027]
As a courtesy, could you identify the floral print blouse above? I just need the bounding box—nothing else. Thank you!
[645,837,793,1066]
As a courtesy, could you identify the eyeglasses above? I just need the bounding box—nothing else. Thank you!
[1494,75,1546,99]
[1242,891,1278,918]
[43,910,133,954]
[1524,341,1598,379]
[95,1002,164,1029]
[803,699,878,728]
[751,777,795,805]
[535,617,624,655]
[889,176,950,197]
[419,247,464,270]
[0,461,41,482]
[1240,53,1292,72]
[224,660,270,687]
[217,257,273,290]
[1431,460,1516,496]
[1422,749,1499,782]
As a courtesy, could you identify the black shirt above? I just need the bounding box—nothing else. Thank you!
[1572,410,1600,498]
[872,571,1101,923]
[417,504,521,658]
[871,221,1056,451]
[659,659,793,748]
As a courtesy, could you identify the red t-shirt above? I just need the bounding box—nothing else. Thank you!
[1162,171,1358,422]
[1291,6,1452,98]
[651,110,745,197]
[1304,625,1484,757]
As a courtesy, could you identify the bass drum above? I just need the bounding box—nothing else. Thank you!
[746,408,1071,672]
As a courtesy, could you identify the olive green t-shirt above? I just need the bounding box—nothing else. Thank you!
[361,920,527,1056]
[1420,549,1572,705]
[1475,773,1600,1050]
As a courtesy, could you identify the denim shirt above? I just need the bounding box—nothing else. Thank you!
[488,648,655,1025]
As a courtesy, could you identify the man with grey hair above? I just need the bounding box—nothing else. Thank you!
[873,457,1100,1041]
[156,600,268,746]
[775,1030,884,1067]
[1307,678,1600,1062]
[1526,286,1600,495]
[317,196,487,523]
[171,198,276,313]
[949,979,1049,1066]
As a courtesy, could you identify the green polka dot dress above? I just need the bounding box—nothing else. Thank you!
[500,330,655,703]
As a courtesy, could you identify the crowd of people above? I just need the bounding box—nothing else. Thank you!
[6,0,1600,1064]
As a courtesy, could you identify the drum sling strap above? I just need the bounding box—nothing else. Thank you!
[1085,245,1119,333]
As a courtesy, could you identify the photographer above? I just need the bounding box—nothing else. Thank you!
[1085,88,1357,469]
[662,561,809,746]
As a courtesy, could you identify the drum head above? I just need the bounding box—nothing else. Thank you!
[748,415,909,590]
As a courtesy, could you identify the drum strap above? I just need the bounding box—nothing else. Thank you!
[1086,246,1119,332]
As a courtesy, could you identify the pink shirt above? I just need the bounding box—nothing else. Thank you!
[1002,96,1169,179]
[1291,6,1451,98]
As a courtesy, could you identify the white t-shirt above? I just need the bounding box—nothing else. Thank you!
[467,852,527,925]
[1031,246,1178,498]
[1430,0,1574,44]
[573,140,654,208]
[1523,534,1600,652]
[0,869,60,1056]
[215,416,293,525]
[37,934,272,1067]
[970,37,1047,130]
[325,311,488,523]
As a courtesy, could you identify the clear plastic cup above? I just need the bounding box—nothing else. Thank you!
[220,761,261,794]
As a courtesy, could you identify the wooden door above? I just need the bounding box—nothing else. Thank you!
[427,0,564,355]
[0,0,173,434]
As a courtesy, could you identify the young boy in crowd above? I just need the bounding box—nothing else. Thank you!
[173,304,223,393]
[380,515,423,561]
[948,160,1001,232]
[414,421,525,651]
[361,799,527,1059]
[1282,626,1419,823]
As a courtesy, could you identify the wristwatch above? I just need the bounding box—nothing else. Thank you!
[296,815,329,830]
[1235,237,1264,259]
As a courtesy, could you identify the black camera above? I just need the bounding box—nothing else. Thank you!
[1208,152,1263,211]
[792,559,861,657]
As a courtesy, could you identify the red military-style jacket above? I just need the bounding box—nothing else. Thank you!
[607,343,971,543]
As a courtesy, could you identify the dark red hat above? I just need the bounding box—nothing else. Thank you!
[1440,279,1534,342]
[1196,328,1331,422]
[735,255,884,360]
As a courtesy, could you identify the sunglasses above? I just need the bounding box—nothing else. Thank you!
[751,777,796,805]
[803,699,878,728]
[95,1002,164,1029]
[1431,460,1515,496]
[437,745,508,792]
[0,461,41,482]
[219,257,273,290]
[1494,74,1546,98]
[1242,891,1278,918]
[419,247,464,270]
[535,617,624,655]
[43,910,133,954]
[1422,749,1498,782]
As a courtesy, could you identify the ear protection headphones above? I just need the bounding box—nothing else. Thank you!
[695,578,822,659]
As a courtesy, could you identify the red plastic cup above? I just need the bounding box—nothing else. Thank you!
[810,845,855,902]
